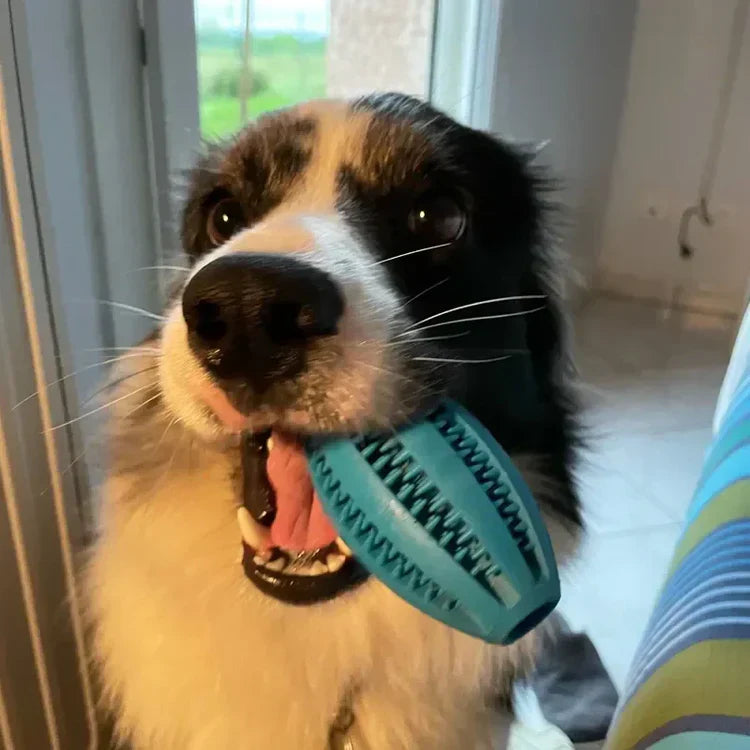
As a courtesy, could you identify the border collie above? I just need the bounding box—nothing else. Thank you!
[85,94,580,749]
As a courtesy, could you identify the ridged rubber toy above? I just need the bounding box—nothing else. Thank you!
[305,400,560,644]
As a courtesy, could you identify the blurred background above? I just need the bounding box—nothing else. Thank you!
[0,1,748,747]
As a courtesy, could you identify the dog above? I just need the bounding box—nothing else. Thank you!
[84,93,581,749]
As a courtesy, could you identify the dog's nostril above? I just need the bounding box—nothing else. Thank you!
[264,300,339,343]
[194,300,228,343]
[265,301,304,343]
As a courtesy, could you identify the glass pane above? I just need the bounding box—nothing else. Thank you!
[195,0,435,140]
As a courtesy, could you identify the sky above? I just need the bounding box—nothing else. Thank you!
[195,0,329,35]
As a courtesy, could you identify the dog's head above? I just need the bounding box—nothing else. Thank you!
[126,94,577,606]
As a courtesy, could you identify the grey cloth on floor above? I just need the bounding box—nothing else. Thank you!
[530,614,618,744]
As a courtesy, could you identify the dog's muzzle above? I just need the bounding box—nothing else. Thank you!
[181,252,368,603]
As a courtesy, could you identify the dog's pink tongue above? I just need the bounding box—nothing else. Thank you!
[266,431,338,551]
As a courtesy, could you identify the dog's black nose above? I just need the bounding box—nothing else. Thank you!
[182,253,344,388]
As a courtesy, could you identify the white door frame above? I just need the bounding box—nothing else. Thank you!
[1,0,168,744]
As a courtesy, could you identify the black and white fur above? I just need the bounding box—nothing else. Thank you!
[85,94,581,749]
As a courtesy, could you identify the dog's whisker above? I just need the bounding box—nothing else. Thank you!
[399,342,529,355]
[154,415,181,452]
[393,331,470,344]
[359,359,442,411]
[12,353,160,411]
[396,305,547,336]
[95,300,166,322]
[403,277,449,305]
[412,355,512,365]
[44,372,159,490]
[81,366,160,408]
[48,382,158,432]
[133,265,191,273]
[447,346,529,355]
[85,346,161,354]
[375,335,471,350]
[356,331,470,349]
[373,242,451,265]
[405,294,547,331]
[355,359,423,387]
[120,391,162,422]
[51,437,95,489]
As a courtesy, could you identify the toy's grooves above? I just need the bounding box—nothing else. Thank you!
[428,405,540,578]
[308,447,459,613]
[307,401,560,643]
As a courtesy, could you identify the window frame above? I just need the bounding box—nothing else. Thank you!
[430,0,503,129]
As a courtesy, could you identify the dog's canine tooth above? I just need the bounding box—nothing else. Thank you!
[336,537,353,557]
[309,561,328,576]
[326,553,346,572]
[237,507,269,550]
[266,435,274,452]
[264,557,286,571]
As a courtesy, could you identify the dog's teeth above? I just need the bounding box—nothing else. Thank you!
[326,553,346,572]
[265,557,286,571]
[237,507,269,550]
[253,555,266,565]
[309,561,328,576]
[266,435,274,451]
[336,537,353,557]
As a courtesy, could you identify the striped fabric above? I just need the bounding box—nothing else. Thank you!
[606,366,750,750]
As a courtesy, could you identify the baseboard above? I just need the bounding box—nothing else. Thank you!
[594,269,742,318]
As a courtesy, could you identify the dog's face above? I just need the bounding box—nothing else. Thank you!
[151,94,577,607]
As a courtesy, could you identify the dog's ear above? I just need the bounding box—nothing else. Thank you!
[457,127,549,269]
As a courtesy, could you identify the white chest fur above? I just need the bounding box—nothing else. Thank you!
[85,448,536,749]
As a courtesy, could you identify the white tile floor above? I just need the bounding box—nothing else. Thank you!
[558,294,737,691]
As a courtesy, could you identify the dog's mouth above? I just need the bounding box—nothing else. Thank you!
[237,430,368,604]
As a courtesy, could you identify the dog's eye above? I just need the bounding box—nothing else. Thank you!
[207,198,246,246]
[408,193,466,245]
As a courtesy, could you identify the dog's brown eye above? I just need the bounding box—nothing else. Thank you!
[207,198,246,246]
[408,193,466,245]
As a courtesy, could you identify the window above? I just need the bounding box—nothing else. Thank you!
[195,0,435,139]
[0,2,490,744]
[195,0,329,138]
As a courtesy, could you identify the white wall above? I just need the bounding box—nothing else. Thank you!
[491,0,637,292]
[596,0,750,315]
[327,0,433,99]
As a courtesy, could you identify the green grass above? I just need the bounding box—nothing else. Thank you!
[196,32,327,140]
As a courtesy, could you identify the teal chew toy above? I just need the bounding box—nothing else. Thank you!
[305,401,560,645]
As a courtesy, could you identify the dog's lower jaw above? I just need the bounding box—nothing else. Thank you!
[84,434,537,750]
